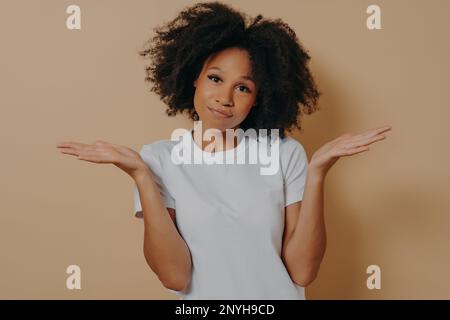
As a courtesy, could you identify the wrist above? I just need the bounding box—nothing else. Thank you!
[132,166,152,184]
[307,166,326,183]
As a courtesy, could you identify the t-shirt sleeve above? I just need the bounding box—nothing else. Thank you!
[282,138,309,207]
[133,145,176,219]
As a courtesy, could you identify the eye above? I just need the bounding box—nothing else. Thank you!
[207,75,221,83]
[237,85,251,93]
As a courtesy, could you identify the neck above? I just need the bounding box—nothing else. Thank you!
[192,126,240,152]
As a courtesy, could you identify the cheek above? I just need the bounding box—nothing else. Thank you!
[235,94,255,110]
[194,83,211,104]
[234,103,254,119]
[197,83,217,102]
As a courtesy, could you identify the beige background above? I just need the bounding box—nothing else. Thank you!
[1,0,449,299]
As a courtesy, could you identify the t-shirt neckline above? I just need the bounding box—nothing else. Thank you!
[188,128,248,157]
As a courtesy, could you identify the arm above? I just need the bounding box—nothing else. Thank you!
[134,168,192,292]
[282,170,326,287]
[282,125,392,287]
[56,139,192,291]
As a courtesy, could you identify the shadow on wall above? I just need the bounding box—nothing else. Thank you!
[291,59,375,299]
[293,60,442,299]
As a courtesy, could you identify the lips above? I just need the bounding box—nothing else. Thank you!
[207,106,232,117]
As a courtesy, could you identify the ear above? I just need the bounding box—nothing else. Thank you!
[193,79,197,87]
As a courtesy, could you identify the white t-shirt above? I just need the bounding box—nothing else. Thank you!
[133,128,309,299]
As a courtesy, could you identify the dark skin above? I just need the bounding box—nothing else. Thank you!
[192,47,257,152]
[56,46,392,286]
[283,125,392,286]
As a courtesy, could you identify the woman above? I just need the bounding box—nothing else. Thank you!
[56,2,391,299]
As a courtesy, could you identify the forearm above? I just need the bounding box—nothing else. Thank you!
[284,170,326,286]
[134,169,192,291]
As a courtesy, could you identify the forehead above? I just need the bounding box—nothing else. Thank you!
[203,47,253,75]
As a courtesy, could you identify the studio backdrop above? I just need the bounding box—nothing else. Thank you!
[1,0,449,299]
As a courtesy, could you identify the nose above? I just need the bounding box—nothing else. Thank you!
[215,86,234,107]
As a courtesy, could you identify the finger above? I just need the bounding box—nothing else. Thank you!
[94,140,110,146]
[58,147,79,157]
[77,149,110,163]
[350,145,370,155]
[66,143,100,153]
[56,141,85,148]
[349,134,386,148]
[56,140,74,147]
[368,125,392,136]
[56,141,91,150]
[353,125,392,141]
[351,126,391,145]
[339,145,370,157]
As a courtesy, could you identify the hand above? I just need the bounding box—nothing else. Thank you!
[56,139,148,180]
[309,125,392,178]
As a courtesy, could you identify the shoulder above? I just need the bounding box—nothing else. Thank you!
[278,135,307,159]
[277,135,309,181]
[139,138,179,161]
[138,138,181,176]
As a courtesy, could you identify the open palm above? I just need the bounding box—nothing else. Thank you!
[56,140,147,179]
[310,125,392,176]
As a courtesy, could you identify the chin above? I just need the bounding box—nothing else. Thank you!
[200,121,235,132]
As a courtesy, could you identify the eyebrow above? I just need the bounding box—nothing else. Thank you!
[207,66,255,83]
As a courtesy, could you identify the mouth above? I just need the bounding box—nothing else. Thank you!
[207,106,232,118]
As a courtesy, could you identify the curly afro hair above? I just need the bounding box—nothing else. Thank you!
[139,1,321,139]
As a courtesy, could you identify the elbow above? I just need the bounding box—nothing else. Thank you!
[284,255,320,287]
[293,275,316,287]
[285,248,326,288]
[292,269,318,287]
[161,274,191,292]
[142,244,192,292]
[158,259,192,292]
[156,264,192,292]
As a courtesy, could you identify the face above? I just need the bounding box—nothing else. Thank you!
[193,47,258,133]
